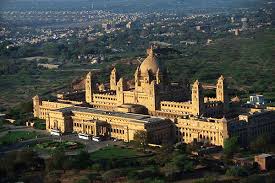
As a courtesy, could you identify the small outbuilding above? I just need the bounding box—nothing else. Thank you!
[254,154,273,171]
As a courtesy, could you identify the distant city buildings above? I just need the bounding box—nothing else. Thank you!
[231,17,235,23]
[0,7,272,50]
[241,17,249,30]
[126,22,132,29]
[234,29,240,36]
[37,63,60,69]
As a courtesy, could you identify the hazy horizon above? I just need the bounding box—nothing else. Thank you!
[0,0,268,12]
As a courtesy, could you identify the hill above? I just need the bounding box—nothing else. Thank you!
[162,28,275,101]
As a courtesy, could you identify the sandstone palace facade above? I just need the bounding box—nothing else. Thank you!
[33,47,275,147]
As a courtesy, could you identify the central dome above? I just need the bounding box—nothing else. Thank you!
[140,47,159,76]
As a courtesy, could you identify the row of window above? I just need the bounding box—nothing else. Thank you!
[161,110,189,114]
[161,103,191,109]
[177,128,220,136]
[205,103,221,108]
[178,132,217,142]
[94,101,116,105]
[74,123,83,128]
[73,122,128,135]
[157,112,181,118]
[94,96,117,101]
[111,128,125,134]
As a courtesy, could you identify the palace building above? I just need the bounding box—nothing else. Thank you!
[33,46,275,146]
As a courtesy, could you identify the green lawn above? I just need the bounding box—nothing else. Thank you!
[0,131,42,145]
[90,146,138,160]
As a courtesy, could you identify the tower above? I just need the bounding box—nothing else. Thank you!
[110,68,117,91]
[216,75,229,112]
[116,77,125,105]
[98,83,105,91]
[134,66,141,89]
[192,80,204,116]
[156,68,162,84]
[85,72,96,104]
[33,95,41,118]
[148,80,158,112]
[216,75,227,102]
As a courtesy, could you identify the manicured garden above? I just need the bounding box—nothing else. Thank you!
[35,140,84,152]
[0,131,43,145]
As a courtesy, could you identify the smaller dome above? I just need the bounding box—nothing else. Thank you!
[220,117,227,123]
[139,47,159,76]
[231,96,240,103]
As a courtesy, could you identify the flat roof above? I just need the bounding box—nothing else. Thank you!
[57,106,164,124]
[257,154,272,158]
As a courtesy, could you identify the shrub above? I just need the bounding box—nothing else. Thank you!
[87,172,101,181]
[90,163,103,171]
[76,178,89,183]
[223,136,239,157]
[226,166,249,177]
[194,176,216,183]
[33,122,46,130]
[102,169,126,181]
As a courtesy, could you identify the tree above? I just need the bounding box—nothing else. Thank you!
[0,150,43,181]
[223,136,239,158]
[161,162,181,181]
[90,163,103,172]
[225,166,248,177]
[186,141,202,153]
[250,135,269,153]
[62,158,73,172]
[73,150,90,169]
[133,131,148,151]
[156,144,175,166]
[51,149,66,170]
[102,169,125,182]
[176,143,187,153]
[0,120,3,129]
[87,172,101,182]
[194,176,216,183]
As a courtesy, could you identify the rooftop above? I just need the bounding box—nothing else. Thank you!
[57,106,165,124]
[256,154,272,158]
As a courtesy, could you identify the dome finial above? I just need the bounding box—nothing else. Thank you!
[140,47,159,76]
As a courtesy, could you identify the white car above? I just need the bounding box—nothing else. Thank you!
[92,136,101,142]
[78,133,91,140]
[50,129,61,136]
